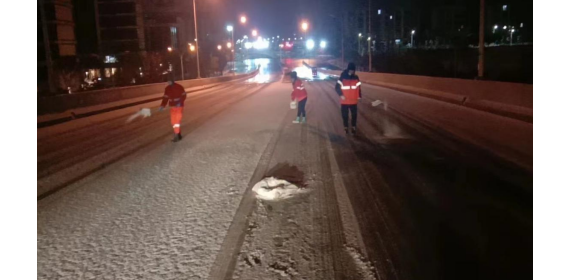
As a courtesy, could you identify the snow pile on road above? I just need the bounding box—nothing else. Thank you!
[252,177,308,201]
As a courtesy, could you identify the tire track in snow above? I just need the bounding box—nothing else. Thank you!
[208,96,294,280]
[38,83,271,200]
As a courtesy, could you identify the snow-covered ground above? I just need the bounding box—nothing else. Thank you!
[38,79,295,279]
[38,59,532,280]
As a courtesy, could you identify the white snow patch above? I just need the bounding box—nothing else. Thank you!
[251,177,308,201]
[371,100,382,107]
[345,246,378,280]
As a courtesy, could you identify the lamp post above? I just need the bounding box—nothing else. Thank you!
[368,0,371,71]
[411,30,415,47]
[358,33,362,56]
[168,47,184,80]
[227,25,234,73]
[192,0,201,78]
[510,28,515,46]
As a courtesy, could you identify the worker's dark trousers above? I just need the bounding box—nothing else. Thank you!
[341,104,357,128]
[297,98,307,117]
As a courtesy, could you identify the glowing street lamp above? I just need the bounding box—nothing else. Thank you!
[227,42,232,49]
[510,28,515,46]
[189,44,195,52]
[493,25,498,33]
[217,45,222,50]
[306,39,315,50]
[226,25,235,73]
[252,29,258,37]
[240,16,247,24]
[167,46,173,52]
[301,21,309,32]
[410,30,415,47]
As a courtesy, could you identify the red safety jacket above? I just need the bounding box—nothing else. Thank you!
[291,79,307,101]
[337,78,361,105]
[160,83,187,107]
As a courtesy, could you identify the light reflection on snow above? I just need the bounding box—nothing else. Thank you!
[246,58,272,83]
[292,65,330,81]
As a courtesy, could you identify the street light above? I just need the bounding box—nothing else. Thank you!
[411,30,415,47]
[217,45,222,50]
[493,25,498,33]
[320,40,327,49]
[510,28,515,46]
[189,44,195,52]
[301,21,309,32]
[227,42,232,49]
[240,16,247,24]
[192,0,201,78]
[252,29,258,37]
[306,39,315,50]
[358,33,362,55]
[167,47,184,80]
[226,25,234,73]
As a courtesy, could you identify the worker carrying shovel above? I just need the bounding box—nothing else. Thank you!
[158,76,187,142]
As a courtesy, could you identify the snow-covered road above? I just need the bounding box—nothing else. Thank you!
[38,59,532,280]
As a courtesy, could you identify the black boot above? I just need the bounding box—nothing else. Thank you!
[344,127,349,135]
[172,133,181,142]
[352,127,357,135]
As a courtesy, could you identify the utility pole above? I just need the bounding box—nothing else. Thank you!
[478,0,485,79]
[231,28,234,74]
[368,0,372,72]
[192,0,201,78]
[341,12,345,68]
[180,54,184,80]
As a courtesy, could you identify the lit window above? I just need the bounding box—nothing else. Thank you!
[104,56,117,63]
[170,27,178,48]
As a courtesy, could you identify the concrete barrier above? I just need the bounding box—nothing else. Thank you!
[322,69,532,122]
[38,70,258,115]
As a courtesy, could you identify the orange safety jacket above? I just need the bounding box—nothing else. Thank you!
[336,78,362,105]
[160,83,187,107]
[291,79,308,101]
